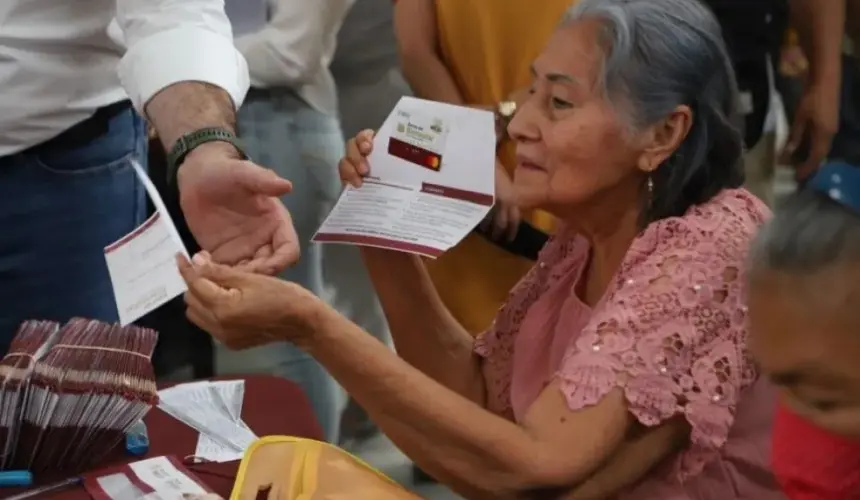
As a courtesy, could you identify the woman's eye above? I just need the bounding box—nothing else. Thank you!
[550,97,573,109]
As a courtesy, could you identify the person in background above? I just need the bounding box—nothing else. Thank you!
[749,162,860,498]
[830,0,859,165]
[705,0,843,204]
[329,0,409,445]
[179,0,782,496]
[220,0,356,444]
[0,0,297,355]
[393,0,571,338]
[782,0,846,181]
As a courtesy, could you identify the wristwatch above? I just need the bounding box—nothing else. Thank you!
[495,100,518,142]
[166,127,248,184]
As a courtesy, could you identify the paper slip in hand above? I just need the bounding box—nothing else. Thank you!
[313,96,496,257]
[104,160,189,326]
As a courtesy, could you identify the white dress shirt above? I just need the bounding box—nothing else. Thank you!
[230,0,355,116]
[0,0,250,156]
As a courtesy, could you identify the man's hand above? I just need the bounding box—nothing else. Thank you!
[783,81,840,181]
[177,142,299,275]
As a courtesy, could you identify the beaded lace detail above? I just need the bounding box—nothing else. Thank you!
[475,189,770,480]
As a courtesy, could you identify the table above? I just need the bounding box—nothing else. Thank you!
[30,375,322,499]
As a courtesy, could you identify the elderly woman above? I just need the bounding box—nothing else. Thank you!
[749,162,860,498]
[177,0,782,497]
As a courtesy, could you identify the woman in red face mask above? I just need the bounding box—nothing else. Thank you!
[750,162,860,499]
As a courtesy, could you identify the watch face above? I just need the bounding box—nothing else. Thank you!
[498,101,517,117]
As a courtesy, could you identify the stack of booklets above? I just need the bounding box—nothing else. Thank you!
[0,318,158,473]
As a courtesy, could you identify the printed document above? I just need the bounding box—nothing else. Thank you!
[158,380,256,463]
[313,96,496,257]
[104,160,189,326]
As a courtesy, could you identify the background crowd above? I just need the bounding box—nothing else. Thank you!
[1,0,859,498]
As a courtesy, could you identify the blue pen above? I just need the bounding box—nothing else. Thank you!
[3,476,82,500]
[0,470,32,488]
[125,419,150,457]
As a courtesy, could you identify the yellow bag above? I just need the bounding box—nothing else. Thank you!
[230,436,425,499]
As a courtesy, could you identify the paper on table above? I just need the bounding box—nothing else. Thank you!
[196,380,249,462]
[159,381,256,451]
[313,96,496,258]
[104,160,189,326]
[92,456,208,499]
[158,380,256,463]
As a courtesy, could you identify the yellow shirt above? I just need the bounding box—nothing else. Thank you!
[424,0,573,335]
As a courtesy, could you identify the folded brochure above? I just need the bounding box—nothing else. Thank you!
[313,96,496,258]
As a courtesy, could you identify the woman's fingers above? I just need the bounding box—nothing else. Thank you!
[340,130,376,188]
[338,157,364,188]
[177,254,237,309]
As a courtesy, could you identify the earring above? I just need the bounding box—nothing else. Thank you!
[647,175,654,196]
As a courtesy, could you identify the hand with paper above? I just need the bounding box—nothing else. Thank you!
[317,96,497,258]
[177,252,321,351]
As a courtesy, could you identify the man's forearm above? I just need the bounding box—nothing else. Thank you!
[145,82,238,151]
[790,0,845,83]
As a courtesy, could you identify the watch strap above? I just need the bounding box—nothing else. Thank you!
[166,127,247,184]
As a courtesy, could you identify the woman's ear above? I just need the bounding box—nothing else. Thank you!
[636,104,693,173]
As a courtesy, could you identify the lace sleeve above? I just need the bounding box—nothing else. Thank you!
[556,218,757,479]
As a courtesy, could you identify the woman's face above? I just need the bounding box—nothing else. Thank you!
[749,267,860,438]
[507,20,650,217]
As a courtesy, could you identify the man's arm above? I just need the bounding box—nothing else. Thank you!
[789,0,845,85]
[234,0,356,89]
[116,0,250,150]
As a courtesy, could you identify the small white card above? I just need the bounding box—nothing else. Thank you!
[104,160,189,326]
[393,108,449,155]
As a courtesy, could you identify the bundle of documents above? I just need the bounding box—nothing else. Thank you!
[0,318,158,473]
[157,380,256,463]
[314,96,497,257]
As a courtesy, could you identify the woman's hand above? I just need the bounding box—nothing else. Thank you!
[480,160,521,242]
[339,129,375,188]
[176,252,324,349]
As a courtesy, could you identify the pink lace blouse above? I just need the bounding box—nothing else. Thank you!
[475,189,784,498]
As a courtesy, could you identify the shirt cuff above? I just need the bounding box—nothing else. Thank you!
[118,27,251,115]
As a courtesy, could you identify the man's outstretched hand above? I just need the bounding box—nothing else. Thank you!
[177,142,299,275]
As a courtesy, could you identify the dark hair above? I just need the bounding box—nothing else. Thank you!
[565,0,746,224]
[751,185,860,275]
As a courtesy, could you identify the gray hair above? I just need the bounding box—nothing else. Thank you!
[750,190,860,274]
[562,0,745,223]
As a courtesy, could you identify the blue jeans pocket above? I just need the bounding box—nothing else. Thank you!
[32,109,144,176]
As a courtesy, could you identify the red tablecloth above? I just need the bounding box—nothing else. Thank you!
[26,375,322,499]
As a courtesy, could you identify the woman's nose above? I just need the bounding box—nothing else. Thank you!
[507,102,539,144]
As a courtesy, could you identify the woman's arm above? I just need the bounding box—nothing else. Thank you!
[302,308,680,499]
[360,250,485,405]
[357,4,490,402]
[393,0,464,104]
[566,419,690,499]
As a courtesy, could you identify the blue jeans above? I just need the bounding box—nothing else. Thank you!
[0,107,147,354]
[235,90,344,442]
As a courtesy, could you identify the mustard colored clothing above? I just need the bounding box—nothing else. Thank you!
[424,0,573,335]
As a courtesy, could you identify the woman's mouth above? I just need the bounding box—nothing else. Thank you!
[517,161,544,171]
